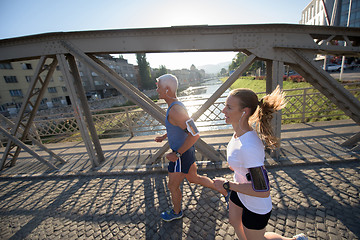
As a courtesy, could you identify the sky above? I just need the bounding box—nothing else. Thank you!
[0,0,311,69]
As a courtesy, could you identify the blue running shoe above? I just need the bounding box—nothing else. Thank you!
[161,209,183,222]
[293,233,308,240]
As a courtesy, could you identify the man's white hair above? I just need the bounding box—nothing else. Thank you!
[157,74,178,93]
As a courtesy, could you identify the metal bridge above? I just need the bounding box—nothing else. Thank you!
[0,24,359,171]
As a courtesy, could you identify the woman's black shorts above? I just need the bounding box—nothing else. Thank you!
[230,190,272,230]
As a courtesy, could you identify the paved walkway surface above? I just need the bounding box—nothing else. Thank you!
[0,119,359,239]
[0,161,359,239]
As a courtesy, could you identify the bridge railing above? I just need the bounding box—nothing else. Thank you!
[1,83,359,145]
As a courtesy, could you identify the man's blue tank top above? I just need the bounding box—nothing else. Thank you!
[166,101,188,151]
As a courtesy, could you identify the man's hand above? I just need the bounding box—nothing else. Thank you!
[213,177,227,193]
[165,152,179,162]
[154,134,167,142]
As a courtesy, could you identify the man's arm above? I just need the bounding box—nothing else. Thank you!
[168,104,200,154]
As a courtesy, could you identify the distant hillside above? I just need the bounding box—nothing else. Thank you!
[199,61,231,74]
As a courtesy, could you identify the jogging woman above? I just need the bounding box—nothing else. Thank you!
[214,87,307,240]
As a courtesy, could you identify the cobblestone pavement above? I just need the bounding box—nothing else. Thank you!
[0,161,359,240]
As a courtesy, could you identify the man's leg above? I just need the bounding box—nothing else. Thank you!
[168,171,186,214]
[185,163,228,196]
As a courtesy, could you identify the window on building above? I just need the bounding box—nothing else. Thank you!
[62,86,67,92]
[79,71,84,76]
[0,62,13,69]
[9,89,23,97]
[56,65,61,71]
[22,63,32,70]
[52,97,61,103]
[25,76,32,82]
[91,72,98,76]
[48,87,57,93]
[317,0,320,13]
[94,81,103,85]
[311,6,314,18]
[40,98,48,105]
[4,76,18,83]
[59,76,64,81]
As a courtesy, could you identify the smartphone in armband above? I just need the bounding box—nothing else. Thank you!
[247,166,270,192]
[185,118,199,136]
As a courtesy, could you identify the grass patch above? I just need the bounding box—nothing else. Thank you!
[220,77,360,124]
[220,76,312,92]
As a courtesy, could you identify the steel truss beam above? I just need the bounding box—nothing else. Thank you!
[1,24,359,170]
[59,40,224,164]
[1,24,359,62]
[287,49,360,147]
[265,60,285,158]
[57,54,105,167]
[287,49,360,124]
[1,56,58,170]
[0,114,65,165]
[0,126,58,170]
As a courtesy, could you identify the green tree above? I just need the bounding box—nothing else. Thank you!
[136,53,155,90]
[220,68,227,76]
[229,52,247,72]
[154,65,168,79]
[229,52,263,75]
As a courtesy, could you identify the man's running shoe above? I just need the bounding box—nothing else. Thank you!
[161,209,183,222]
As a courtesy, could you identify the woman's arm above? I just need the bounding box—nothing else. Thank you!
[214,178,270,198]
[228,181,270,198]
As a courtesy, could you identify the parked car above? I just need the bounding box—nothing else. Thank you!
[325,64,341,72]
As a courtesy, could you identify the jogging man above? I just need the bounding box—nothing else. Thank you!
[154,74,227,221]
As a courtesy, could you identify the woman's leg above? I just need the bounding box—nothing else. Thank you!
[242,225,295,240]
[229,200,247,240]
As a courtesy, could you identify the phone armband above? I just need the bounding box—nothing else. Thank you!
[185,118,199,136]
[246,166,270,192]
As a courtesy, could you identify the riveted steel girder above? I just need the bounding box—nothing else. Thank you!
[1,24,359,62]
[1,24,359,168]
[0,56,58,169]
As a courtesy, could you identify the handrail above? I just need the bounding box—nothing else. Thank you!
[1,83,359,144]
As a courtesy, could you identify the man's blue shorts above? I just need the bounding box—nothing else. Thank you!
[168,146,196,174]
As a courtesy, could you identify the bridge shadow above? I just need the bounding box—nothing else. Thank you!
[268,162,360,239]
[0,162,358,239]
[277,121,359,164]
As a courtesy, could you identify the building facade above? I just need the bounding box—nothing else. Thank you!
[0,59,68,115]
[77,55,137,99]
[169,64,205,87]
[300,0,360,27]
[0,55,138,115]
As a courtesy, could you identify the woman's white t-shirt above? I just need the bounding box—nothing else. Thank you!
[227,130,272,214]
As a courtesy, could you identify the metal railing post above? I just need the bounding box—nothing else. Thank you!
[302,88,307,123]
[125,107,134,137]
